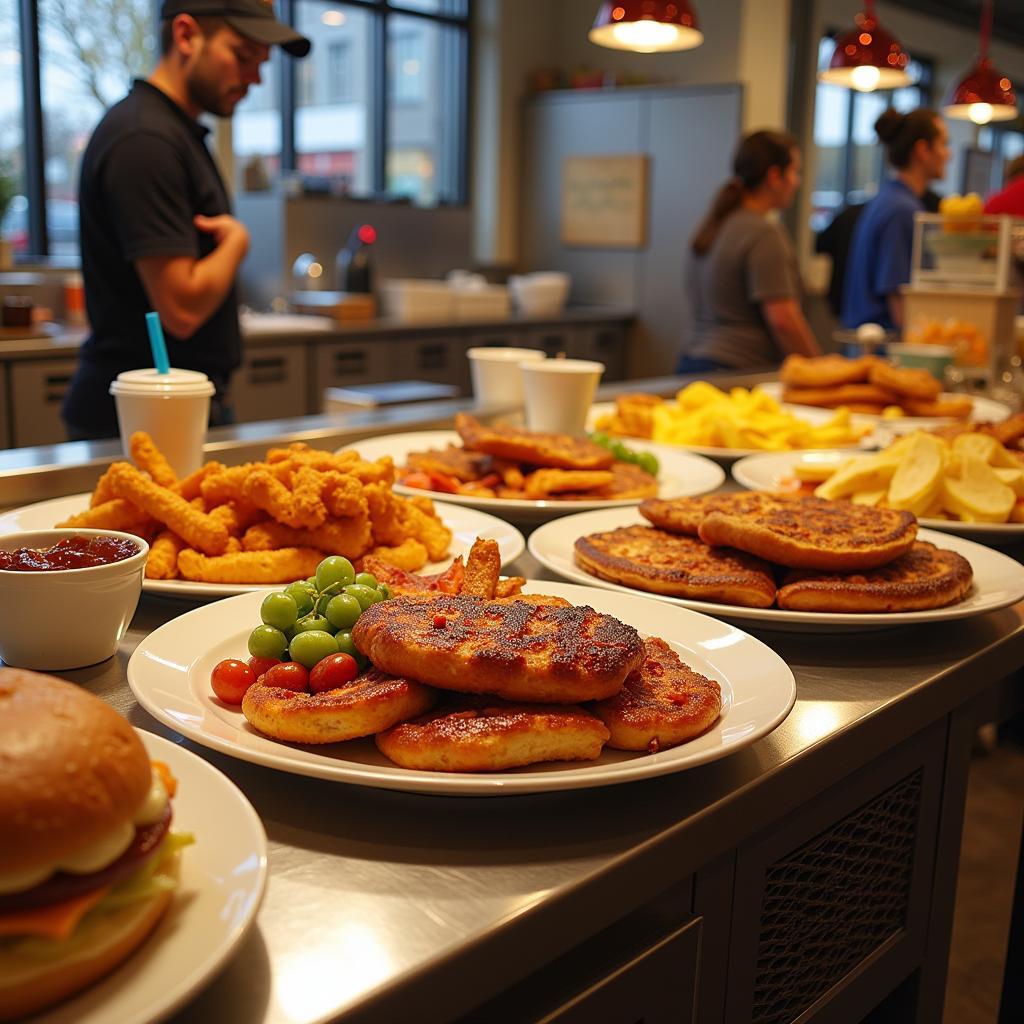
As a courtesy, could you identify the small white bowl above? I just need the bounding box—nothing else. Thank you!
[0,529,148,671]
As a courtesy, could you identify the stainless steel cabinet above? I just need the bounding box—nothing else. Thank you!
[395,336,472,393]
[314,340,394,404]
[231,344,309,422]
[10,359,78,447]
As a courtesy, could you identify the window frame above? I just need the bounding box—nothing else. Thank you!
[10,0,472,257]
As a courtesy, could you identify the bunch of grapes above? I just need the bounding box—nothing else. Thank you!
[210,555,391,704]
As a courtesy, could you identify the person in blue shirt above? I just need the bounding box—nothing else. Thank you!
[842,108,950,331]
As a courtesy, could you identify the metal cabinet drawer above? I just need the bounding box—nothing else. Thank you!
[314,340,392,393]
[568,326,627,381]
[395,336,472,393]
[231,345,309,422]
[522,328,575,359]
[540,918,700,1024]
[10,359,79,448]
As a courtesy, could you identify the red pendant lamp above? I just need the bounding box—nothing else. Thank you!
[818,0,912,92]
[944,0,1017,125]
[589,1,703,53]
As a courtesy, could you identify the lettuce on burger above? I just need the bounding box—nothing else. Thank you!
[0,669,192,1020]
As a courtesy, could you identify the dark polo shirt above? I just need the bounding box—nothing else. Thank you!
[63,79,241,436]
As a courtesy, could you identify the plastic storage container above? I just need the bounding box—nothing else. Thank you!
[379,280,454,322]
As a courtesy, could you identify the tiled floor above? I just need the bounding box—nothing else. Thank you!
[944,741,1024,1023]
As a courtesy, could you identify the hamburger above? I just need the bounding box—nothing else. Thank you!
[0,669,192,1020]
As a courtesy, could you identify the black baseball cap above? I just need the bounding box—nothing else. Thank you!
[160,1,312,57]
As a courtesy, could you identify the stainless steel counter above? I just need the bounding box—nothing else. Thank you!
[5,374,1022,1022]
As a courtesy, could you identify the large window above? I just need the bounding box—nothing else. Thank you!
[811,35,932,233]
[6,0,471,259]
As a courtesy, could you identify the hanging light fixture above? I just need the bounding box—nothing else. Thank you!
[944,0,1017,125]
[589,1,703,54]
[818,0,912,92]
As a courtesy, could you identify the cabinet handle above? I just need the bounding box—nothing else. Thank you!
[45,374,73,403]
[249,358,287,385]
[418,345,447,370]
[333,351,367,374]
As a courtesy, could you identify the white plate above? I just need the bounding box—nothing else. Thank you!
[0,493,526,599]
[731,449,1024,542]
[758,380,1011,431]
[586,401,875,465]
[345,430,725,524]
[126,581,796,796]
[35,731,267,1024]
[528,508,1024,633]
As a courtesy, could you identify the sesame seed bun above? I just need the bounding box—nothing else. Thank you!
[0,668,151,877]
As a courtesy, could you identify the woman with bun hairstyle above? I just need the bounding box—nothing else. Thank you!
[842,108,950,330]
[678,130,822,373]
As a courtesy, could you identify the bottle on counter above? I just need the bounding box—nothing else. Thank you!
[63,273,86,327]
[335,225,376,294]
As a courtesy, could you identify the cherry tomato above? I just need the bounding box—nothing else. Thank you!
[308,653,360,694]
[248,656,281,679]
[262,661,309,692]
[210,659,256,705]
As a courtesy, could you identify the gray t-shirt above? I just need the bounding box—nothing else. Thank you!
[685,209,801,369]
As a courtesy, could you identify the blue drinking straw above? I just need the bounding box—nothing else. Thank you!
[145,312,170,375]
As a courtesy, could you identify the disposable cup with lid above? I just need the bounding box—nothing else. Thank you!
[109,368,215,477]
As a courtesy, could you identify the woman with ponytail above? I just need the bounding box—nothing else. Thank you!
[678,130,822,373]
[842,108,950,330]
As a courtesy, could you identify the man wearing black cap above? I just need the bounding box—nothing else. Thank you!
[62,2,310,440]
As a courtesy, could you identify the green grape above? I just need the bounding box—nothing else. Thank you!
[294,613,331,635]
[334,631,368,670]
[284,581,316,617]
[377,582,392,601]
[344,583,381,610]
[316,556,356,593]
[324,593,362,630]
[637,451,659,477]
[261,592,298,631]
[248,624,288,659]
[289,630,338,669]
[354,572,378,589]
[590,431,609,447]
[305,576,317,587]
[610,441,630,461]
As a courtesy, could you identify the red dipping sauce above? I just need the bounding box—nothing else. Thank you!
[0,535,139,571]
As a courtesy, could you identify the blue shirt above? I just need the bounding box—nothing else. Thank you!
[841,178,923,330]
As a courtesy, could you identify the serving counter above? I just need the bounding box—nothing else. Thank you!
[2,374,1022,1024]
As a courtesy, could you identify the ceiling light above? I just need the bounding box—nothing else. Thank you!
[321,10,346,27]
[589,1,703,54]
[818,0,912,92]
[944,1,1017,124]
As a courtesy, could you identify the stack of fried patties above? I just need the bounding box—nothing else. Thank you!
[574,493,973,613]
[780,354,972,418]
[243,591,722,769]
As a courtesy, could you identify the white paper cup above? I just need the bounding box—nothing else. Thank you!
[520,358,604,435]
[109,368,215,476]
[467,347,546,407]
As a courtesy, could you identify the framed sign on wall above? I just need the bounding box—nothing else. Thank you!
[561,154,650,248]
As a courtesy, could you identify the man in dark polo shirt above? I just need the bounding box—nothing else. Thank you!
[62,1,310,439]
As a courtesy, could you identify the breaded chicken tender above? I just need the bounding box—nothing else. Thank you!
[242,468,327,530]
[241,515,373,559]
[145,530,186,580]
[363,539,429,571]
[178,546,323,584]
[524,468,615,499]
[107,463,230,556]
[175,461,225,500]
[129,431,177,488]
[57,497,156,535]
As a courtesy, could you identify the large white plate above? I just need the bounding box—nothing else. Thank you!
[126,581,796,796]
[586,401,875,465]
[35,731,267,1024]
[0,493,526,599]
[528,508,1024,633]
[757,380,1011,431]
[731,449,1024,542]
[346,430,725,524]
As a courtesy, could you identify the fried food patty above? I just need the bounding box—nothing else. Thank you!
[776,541,973,612]
[869,362,942,400]
[574,525,777,608]
[375,696,610,771]
[241,668,436,744]
[781,384,899,408]
[352,594,644,702]
[592,461,660,500]
[454,413,614,470]
[643,492,917,571]
[405,445,491,482]
[697,493,918,570]
[780,354,877,388]
[902,395,974,419]
[593,637,722,751]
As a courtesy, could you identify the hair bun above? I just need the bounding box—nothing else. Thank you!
[875,108,904,143]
